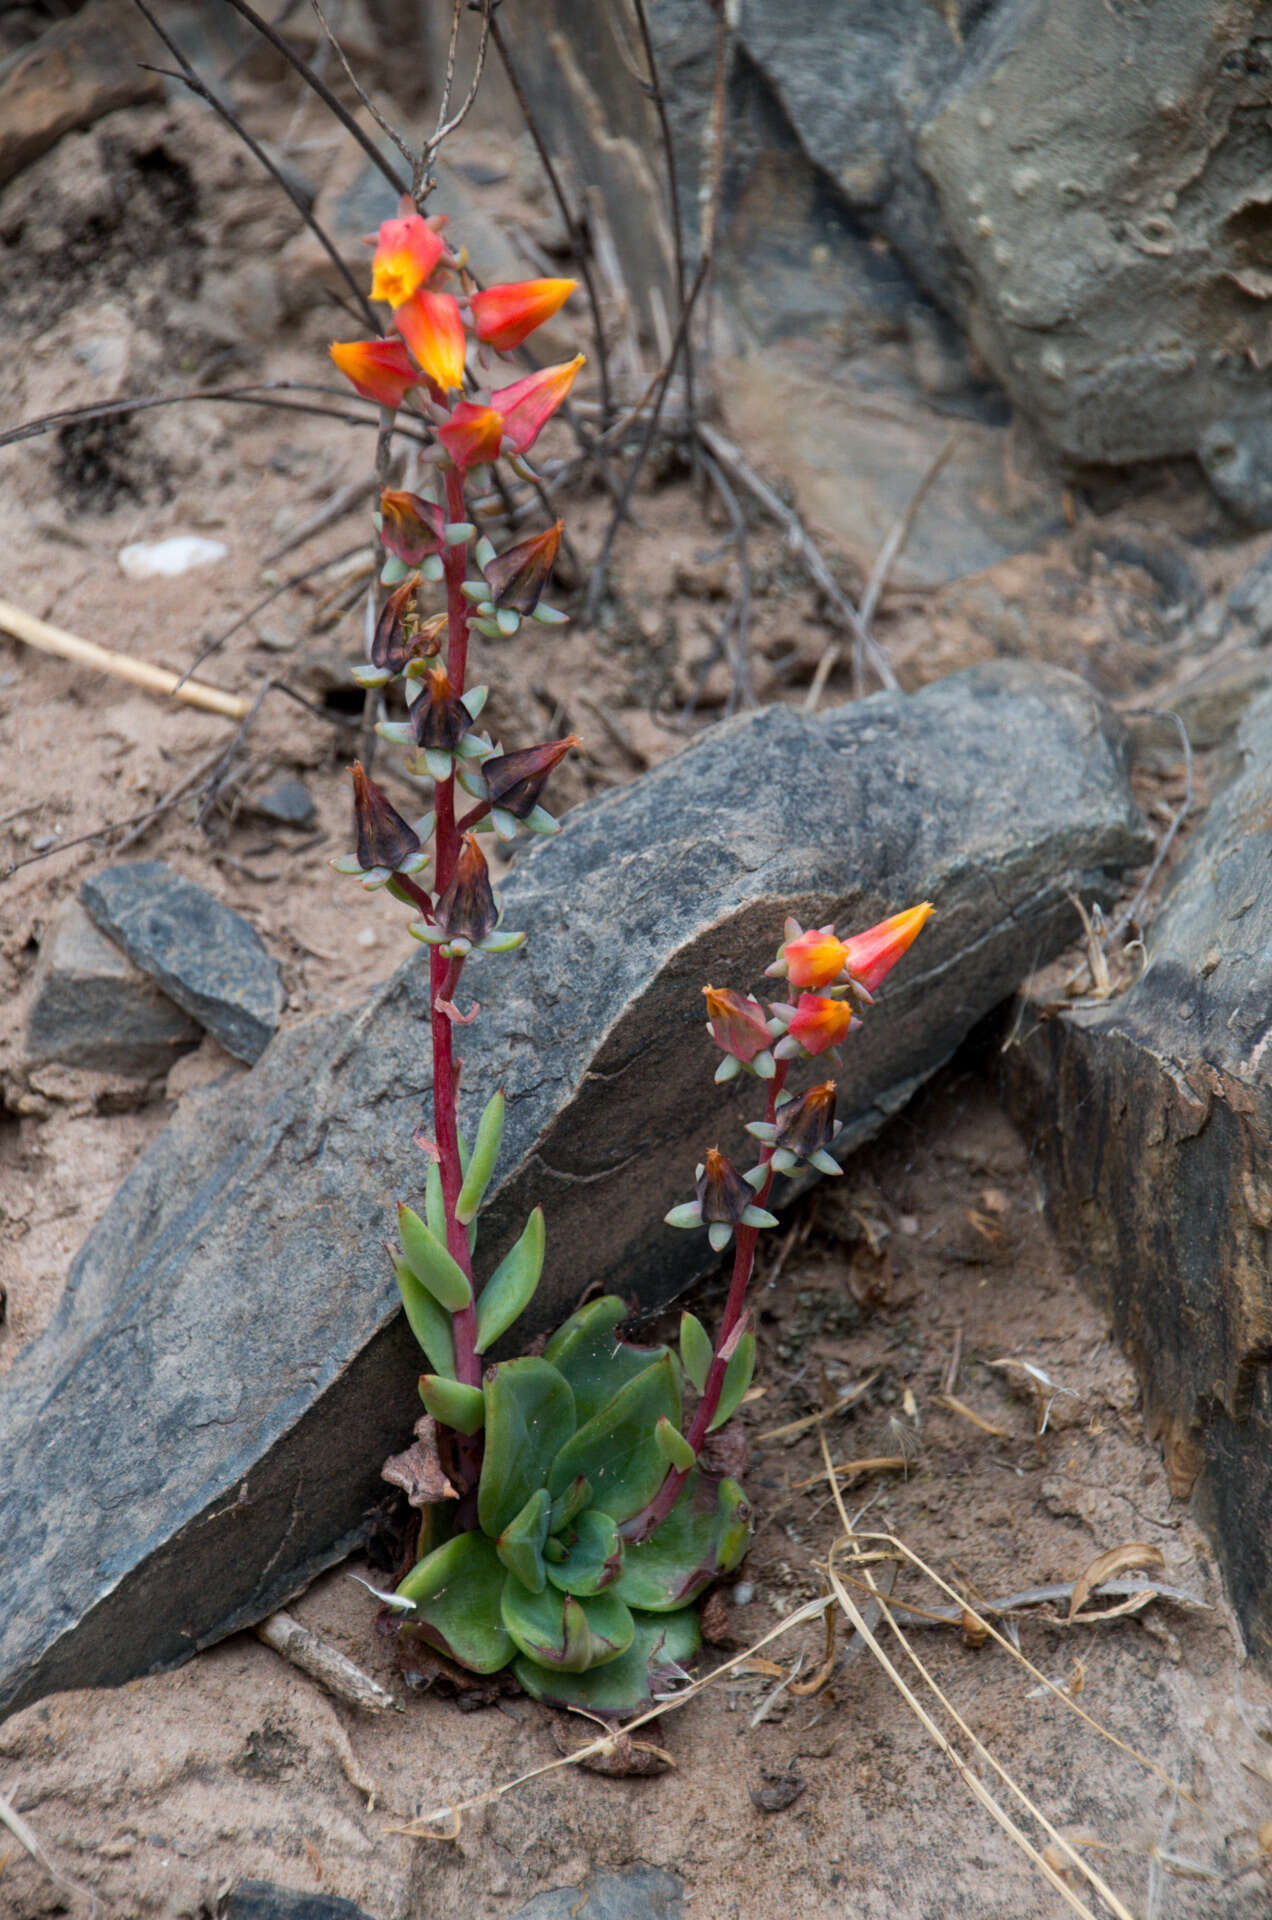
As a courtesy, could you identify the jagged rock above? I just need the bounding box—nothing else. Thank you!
[0,665,1150,1717]
[80,862,284,1065]
[0,0,164,188]
[1002,688,1272,1667]
[24,899,203,1077]
[1200,412,1272,530]
[510,1869,684,1920]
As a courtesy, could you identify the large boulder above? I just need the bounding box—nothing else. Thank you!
[1003,688,1272,1667]
[0,665,1150,1716]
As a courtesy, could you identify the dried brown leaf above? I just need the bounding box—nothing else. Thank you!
[1068,1542,1166,1622]
[381,1414,457,1507]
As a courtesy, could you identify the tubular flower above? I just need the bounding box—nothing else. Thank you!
[702,985,774,1082]
[370,214,444,308]
[842,903,934,993]
[749,1081,841,1177]
[395,288,467,392]
[775,993,857,1059]
[329,338,420,408]
[480,735,579,834]
[369,573,421,676]
[380,490,444,567]
[411,663,471,754]
[437,401,505,472]
[435,833,498,949]
[772,925,849,990]
[483,522,562,614]
[491,355,585,456]
[471,278,577,352]
[664,1147,777,1251]
[331,762,428,887]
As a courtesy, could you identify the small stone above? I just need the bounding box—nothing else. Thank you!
[509,1869,685,1920]
[355,927,376,948]
[24,899,202,1076]
[750,1766,806,1812]
[730,1581,756,1607]
[1199,416,1272,529]
[220,1884,375,1920]
[252,779,316,829]
[80,863,283,1065]
[118,535,229,580]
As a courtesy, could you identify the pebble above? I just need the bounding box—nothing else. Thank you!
[118,535,229,580]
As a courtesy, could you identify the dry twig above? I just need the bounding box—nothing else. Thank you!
[256,1610,400,1713]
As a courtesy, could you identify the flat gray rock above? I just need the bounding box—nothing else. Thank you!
[1002,687,1272,1668]
[510,1869,683,1920]
[0,665,1150,1717]
[24,898,202,1076]
[81,861,284,1064]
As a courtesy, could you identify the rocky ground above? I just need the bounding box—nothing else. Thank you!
[2,6,1272,1919]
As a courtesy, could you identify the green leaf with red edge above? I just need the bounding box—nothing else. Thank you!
[512,1607,701,1711]
[546,1507,624,1596]
[395,1531,513,1674]
[547,1354,681,1523]
[542,1296,673,1426]
[500,1575,634,1672]
[612,1474,753,1612]
[478,1356,575,1539]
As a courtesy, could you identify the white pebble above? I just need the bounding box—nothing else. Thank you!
[730,1581,755,1607]
[118,535,229,580]
[356,927,377,948]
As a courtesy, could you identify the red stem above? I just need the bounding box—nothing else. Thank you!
[621,1060,789,1541]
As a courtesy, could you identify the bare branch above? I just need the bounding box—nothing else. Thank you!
[0,384,434,451]
[308,0,416,171]
[416,0,493,196]
[629,0,697,444]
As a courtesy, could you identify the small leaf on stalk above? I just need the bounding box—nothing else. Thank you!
[475,1206,545,1353]
[679,1312,713,1394]
[708,1331,756,1431]
[478,1357,576,1539]
[546,1507,623,1596]
[391,1251,455,1377]
[418,1373,485,1435]
[500,1575,634,1672]
[512,1606,700,1712]
[495,1486,551,1594]
[397,1203,472,1312]
[395,1531,513,1673]
[655,1416,696,1473]
[543,1296,672,1427]
[455,1088,505,1224]
[547,1355,682,1524]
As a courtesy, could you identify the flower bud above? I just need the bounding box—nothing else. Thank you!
[483,522,562,614]
[696,1148,756,1228]
[778,926,849,990]
[370,213,444,308]
[471,278,577,351]
[770,1081,840,1174]
[411,663,471,753]
[703,986,771,1065]
[349,762,421,872]
[842,903,934,993]
[329,338,420,408]
[395,287,467,393]
[490,355,585,455]
[371,573,420,674]
[777,993,857,1058]
[436,833,498,948]
[482,735,579,819]
[380,490,444,566]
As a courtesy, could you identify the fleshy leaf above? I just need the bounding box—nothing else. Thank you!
[496,1486,552,1594]
[679,1311,713,1394]
[418,1374,485,1435]
[542,1296,672,1428]
[397,1204,472,1312]
[548,1355,682,1523]
[655,1416,696,1473]
[391,1252,455,1378]
[456,1088,504,1224]
[548,1475,591,1534]
[512,1607,700,1712]
[475,1206,545,1353]
[501,1575,634,1672]
[612,1473,753,1612]
[709,1331,756,1431]
[395,1531,513,1674]
[546,1507,623,1596]
[478,1356,576,1539]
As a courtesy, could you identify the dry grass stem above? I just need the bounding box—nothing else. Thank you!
[931,1391,1011,1436]
[0,596,248,720]
[756,1371,879,1443]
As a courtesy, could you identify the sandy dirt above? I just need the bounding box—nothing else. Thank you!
[2,18,1272,1920]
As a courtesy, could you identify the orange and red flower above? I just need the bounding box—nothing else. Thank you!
[703,985,772,1065]
[843,903,934,993]
[370,214,444,309]
[490,355,585,455]
[329,338,420,408]
[471,278,577,352]
[780,926,849,990]
[437,401,504,471]
[395,288,467,393]
[379,490,444,567]
[780,994,856,1058]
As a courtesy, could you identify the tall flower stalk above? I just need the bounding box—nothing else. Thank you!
[329,204,933,1713]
